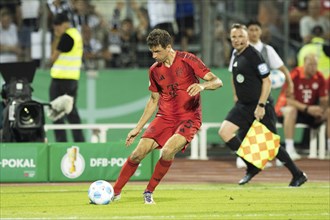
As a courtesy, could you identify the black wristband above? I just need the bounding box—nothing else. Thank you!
[258,103,265,108]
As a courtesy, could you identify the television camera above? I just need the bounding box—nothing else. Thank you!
[0,61,45,142]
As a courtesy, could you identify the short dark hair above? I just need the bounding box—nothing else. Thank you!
[246,20,262,28]
[53,13,70,25]
[231,23,248,31]
[146,29,172,49]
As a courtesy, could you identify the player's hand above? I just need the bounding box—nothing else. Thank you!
[254,106,265,121]
[306,105,324,118]
[125,128,140,146]
[187,83,204,96]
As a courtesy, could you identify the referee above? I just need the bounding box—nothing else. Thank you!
[218,23,307,187]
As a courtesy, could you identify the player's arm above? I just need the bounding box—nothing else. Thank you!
[254,52,271,120]
[286,96,327,118]
[50,50,61,66]
[126,92,159,146]
[259,76,272,103]
[278,65,294,98]
[187,72,223,96]
[255,75,272,121]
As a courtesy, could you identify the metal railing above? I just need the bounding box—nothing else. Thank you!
[44,121,327,160]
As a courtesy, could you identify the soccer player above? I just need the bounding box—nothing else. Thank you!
[113,29,223,204]
[218,23,307,186]
[275,54,328,158]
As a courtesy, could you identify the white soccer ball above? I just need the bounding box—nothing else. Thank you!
[269,69,286,89]
[88,180,114,205]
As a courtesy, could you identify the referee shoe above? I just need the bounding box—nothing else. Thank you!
[289,172,308,187]
[238,168,260,185]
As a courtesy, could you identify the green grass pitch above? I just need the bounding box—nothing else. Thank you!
[1,182,329,219]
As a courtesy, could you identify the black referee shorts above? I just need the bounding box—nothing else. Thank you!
[225,101,278,140]
[277,112,325,129]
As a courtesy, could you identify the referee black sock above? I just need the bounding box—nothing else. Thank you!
[226,136,241,151]
[226,136,259,172]
[276,146,302,176]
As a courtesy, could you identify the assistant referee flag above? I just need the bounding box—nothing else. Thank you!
[237,120,280,169]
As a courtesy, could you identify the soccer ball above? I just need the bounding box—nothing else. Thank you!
[88,180,114,205]
[269,69,286,89]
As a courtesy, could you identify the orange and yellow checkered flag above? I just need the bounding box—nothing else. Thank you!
[236,120,280,169]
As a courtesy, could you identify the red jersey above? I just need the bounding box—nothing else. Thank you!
[148,51,210,119]
[275,66,328,116]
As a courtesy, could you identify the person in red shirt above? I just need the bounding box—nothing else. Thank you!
[112,29,223,204]
[275,53,328,159]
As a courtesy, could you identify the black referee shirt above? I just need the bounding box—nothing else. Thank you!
[231,45,270,104]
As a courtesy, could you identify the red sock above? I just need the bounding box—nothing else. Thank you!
[113,157,139,195]
[146,157,173,192]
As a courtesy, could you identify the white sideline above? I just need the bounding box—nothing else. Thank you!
[44,122,326,160]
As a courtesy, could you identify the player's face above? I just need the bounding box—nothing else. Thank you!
[304,56,318,77]
[247,25,262,43]
[53,23,66,37]
[230,28,249,52]
[149,45,170,63]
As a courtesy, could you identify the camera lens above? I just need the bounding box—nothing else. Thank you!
[18,104,41,127]
[20,107,35,125]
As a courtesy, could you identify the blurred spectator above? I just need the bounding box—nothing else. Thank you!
[131,0,150,43]
[130,0,153,67]
[18,0,41,61]
[0,8,22,63]
[0,0,21,25]
[321,0,330,17]
[275,54,328,159]
[175,0,194,51]
[119,18,137,67]
[212,15,230,67]
[257,0,284,58]
[105,2,124,68]
[72,0,108,54]
[81,24,111,70]
[299,0,330,44]
[289,0,309,42]
[297,25,330,78]
[47,0,74,30]
[147,0,176,41]
[70,0,105,33]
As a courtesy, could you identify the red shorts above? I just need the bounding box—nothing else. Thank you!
[142,116,201,151]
